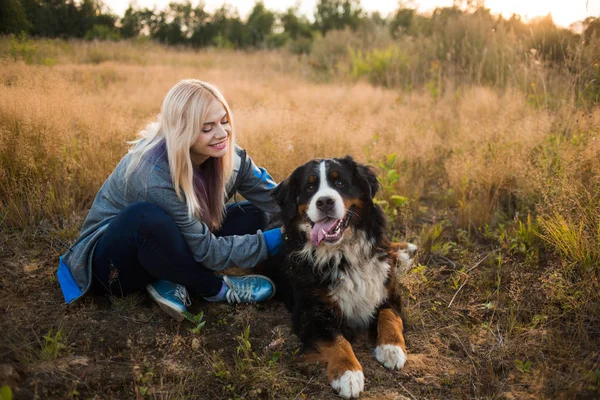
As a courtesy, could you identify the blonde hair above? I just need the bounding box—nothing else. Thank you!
[125,79,236,231]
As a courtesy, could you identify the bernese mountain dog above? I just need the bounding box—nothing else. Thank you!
[264,156,416,399]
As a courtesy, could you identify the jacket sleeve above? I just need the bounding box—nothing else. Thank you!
[235,149,280,215]
[136,166,271,271]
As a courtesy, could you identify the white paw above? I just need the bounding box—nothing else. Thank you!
[406,243,418,254]
[374,344,407,370]
[331,370,364,399]
[397,243,418,272]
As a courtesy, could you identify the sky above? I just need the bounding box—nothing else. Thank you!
[103,0,600,29]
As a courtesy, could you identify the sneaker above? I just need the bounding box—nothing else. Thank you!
[208,275,275,304]
[146,280,191,321]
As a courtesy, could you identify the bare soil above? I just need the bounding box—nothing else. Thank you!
[1,224,598,400]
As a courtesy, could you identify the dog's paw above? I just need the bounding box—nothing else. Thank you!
[331,370,364,399]
[406,243,418,254]
[374,344,407,370]
[395,242,418,271]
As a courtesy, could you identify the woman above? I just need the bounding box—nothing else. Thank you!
[57,79,283,321]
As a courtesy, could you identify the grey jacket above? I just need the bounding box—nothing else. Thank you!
[57,142,279,303]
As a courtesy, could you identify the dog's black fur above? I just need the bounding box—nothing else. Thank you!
[263,156,402,351]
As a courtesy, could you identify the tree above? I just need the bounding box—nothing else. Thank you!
[390,7,415,38]
[246,1,274,47]
[281,7,313,39]
[314,0,363,35]
[120,6,143,38]
[19,0,116,38]
[583,17,600,43]
[0,0,32,34]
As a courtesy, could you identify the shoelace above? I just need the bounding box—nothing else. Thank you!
[223,276,253,304]
[174,285,192,307]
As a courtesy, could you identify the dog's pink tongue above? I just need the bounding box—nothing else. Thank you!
[311,218,339,246]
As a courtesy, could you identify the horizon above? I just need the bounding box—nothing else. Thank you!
[102,0,600,29]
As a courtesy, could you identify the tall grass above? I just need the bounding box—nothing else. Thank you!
[1,38,599,302]
[313,12,600,107]
[1,40,599,232]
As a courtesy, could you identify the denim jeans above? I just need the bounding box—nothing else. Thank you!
[91,201,268,297]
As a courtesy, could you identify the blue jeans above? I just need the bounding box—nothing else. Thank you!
[91,201,268,297]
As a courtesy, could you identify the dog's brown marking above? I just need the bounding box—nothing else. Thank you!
[330,170,340,179]
[311,336,363,382]
[343,198,362,210]
[376,308,406,354]
[298,204,308,216]
[389,241,411,252]
[308,175,317,183]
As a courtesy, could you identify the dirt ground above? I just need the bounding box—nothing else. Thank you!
[1,225,598,400]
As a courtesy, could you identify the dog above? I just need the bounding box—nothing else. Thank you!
[263,156,416,399]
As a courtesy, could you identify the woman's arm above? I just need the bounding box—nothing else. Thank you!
[135,158,274,271]
[235,148,280,215]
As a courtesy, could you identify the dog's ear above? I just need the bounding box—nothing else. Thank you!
[345,156,380,199]
[272,169,300,223]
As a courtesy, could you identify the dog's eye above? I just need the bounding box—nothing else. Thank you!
[335,179,344,187]
[306,183,316,192]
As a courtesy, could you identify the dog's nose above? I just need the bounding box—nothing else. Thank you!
[316,196,335,212]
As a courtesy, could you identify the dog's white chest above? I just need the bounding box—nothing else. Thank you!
[329,254,390,329]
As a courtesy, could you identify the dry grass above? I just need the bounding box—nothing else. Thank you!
[1,39,600,399]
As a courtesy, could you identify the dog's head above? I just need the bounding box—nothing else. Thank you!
[273,156,381,247]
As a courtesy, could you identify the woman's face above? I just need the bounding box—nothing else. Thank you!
[190,99,231,166]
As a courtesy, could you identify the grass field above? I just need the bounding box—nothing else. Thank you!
[1,39,599,399]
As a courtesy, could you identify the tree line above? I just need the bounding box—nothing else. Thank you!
[1,0,599,62]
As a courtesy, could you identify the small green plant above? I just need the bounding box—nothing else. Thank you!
[184,311,207,334]
[235,325,254,371]
[409,264,428,283]
[41,328,67,361]
[378,153,401,193]
[449,269,465,290]
[268,351,281,366]
[490,214,540,264]
[134,366,154,397]
[511,214,540,256]
[373,153,411,224]
[420,222,451,257]
[515,359,532,374]
[0,385,13,400]
[212,359,231,379]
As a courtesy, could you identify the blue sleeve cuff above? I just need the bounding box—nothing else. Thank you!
[263,228,283,256]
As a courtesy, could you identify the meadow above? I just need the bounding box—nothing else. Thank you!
[0,37,599,399]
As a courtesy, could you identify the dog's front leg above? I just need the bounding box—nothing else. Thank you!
[374,307,407,370]
[314,335,364,399]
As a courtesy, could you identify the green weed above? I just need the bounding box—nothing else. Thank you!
[184,311,207,335]
[0,386,13,400]
[538,211,600,273]
[515,359,532,374]
[40,328,67,361]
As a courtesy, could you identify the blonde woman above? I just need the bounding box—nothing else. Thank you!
[57,79,282,321]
